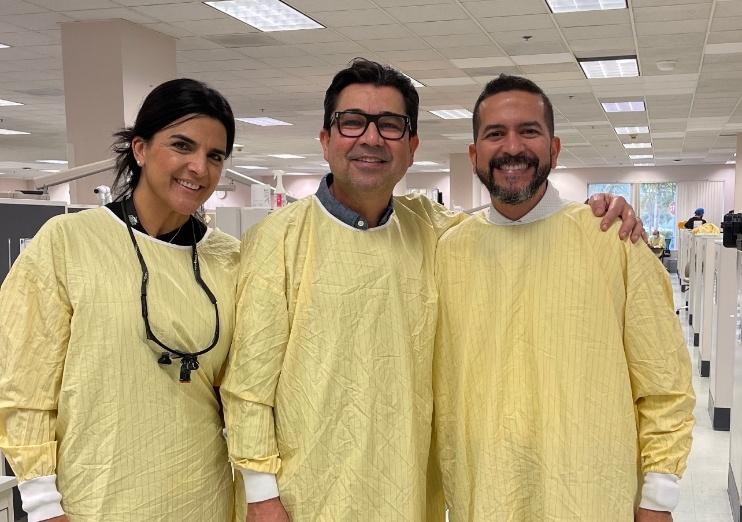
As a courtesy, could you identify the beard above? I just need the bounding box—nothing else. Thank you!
[476,153,551,205]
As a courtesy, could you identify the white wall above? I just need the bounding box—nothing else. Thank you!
[0,179,31,192]
[548,165,735,211]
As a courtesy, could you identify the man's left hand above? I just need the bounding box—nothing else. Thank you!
[635,508,672,522]
[587,193,647,244]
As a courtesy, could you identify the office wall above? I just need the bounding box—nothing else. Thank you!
[0,179,31,192]
[548,164,734,210]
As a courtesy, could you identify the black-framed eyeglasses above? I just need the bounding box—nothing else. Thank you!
[331,111,410,140]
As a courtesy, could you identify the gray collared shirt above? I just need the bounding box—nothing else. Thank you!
[314,173,394,230]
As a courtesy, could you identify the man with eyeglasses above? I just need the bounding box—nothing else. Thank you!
[222,58,645,521]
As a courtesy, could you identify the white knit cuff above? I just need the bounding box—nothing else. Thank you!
[17,474,64,522]
[639,472,680,512]
[241,469,279,503]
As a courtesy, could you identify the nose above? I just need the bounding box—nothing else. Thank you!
[501,131,525,156]
[358,120,384,146]
[188,153,209,177]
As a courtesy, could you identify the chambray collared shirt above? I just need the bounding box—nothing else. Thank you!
[314,173,395,230]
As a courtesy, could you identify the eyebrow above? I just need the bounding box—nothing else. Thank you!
[341,108,405,116]
[480,121,544,134]
[170,133,227,157]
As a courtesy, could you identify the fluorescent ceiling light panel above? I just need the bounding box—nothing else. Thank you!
[602,101,645,112]
[615,126,649,134]
[236,117,292,126]
[578,57,638,79]
[40,169,61,173]
[629,154,653,159]
[0,99,22,106]
[37,160,68,164]
[438,168,450,172]
[429,109,473,120]
[623,143,652,149]
[633,163,654,166]
[546,0,627,13]
[0,129,29,135]
[0,43,8,49]
[414,161,438,166]
[236,165,268,170]
[269,154,305,159]
[204,0,323,32]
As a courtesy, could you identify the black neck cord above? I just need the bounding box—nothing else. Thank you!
[121,199,220,383]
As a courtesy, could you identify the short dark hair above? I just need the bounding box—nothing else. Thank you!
[323,58,420,136]
[472,74,554,142]
[111,78,235,200]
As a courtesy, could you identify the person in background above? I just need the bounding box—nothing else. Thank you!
[433,74,695,522]
[684,208,706,229]
[0,78,244,522]
[222,58,647,522]
[648,229,666,258]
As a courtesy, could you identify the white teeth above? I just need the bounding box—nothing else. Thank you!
[500,163,528,171]
[357,157,383,163]
[176,179,200,190]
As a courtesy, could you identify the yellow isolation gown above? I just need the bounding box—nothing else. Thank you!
[433,201,695,522]
[222,194,462,521]
[0,207,242,521]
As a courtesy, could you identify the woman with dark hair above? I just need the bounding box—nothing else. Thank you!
[0,78,242,522]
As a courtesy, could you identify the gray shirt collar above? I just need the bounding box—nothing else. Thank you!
[487,182,570,226]
[315,173,395,230]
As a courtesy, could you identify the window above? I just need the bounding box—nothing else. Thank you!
[638,183,677,249]
[587,183,632,205]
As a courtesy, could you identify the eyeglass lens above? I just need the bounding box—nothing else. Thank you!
[335,112,408,140]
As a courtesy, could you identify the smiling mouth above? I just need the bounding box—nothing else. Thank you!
[353,157,387,164]
[176,179,201,190]
[497,162,530,171]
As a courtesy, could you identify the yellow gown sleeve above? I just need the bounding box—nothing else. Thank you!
[623,241,695,477]
[0,226,72,481]
[222,217,288,475]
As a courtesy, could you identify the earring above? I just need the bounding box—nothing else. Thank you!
[136,160,142,166]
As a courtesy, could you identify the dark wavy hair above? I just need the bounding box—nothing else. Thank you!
[472,74,554,142]
[323,58,420,137]
[111,78,235,200]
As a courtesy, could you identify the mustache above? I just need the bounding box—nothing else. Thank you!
[489,154,539,171]
[349,146,391,162]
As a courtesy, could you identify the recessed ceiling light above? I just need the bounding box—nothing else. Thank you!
[37,160,68,164]
[623,143,651,149]
[40,169,61,173]
[438,168,450,172]
[546,0,626,13]
[429,109,473,120]
[629,154,653,159]
[555,165,567,169]
[0,129,30,135]
[400,71,425,88]
[269,154,305,159]
[615,126,649,134]
[578,57,639,79]
[414,161,438,166]
[0,43,9,49]
[633,163,655,166]
[0,99,22,107]
[602,101,645,112]
[236,117,292,126]
[204,0,324,32]
[235,165,268,170]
